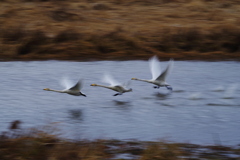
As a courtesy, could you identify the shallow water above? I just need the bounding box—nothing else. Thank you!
[0,60,239,145]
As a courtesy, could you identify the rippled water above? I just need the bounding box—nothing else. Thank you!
[0,60,239,145]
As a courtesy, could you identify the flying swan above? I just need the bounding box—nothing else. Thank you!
[43,79,86,96]
[91,74,132,96]
[131,55,174,90]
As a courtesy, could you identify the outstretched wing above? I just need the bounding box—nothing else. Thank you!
[122,80,131,89]
[156,59,174,81]
[102,73,120,86]
[60,77,73,89]
[149,55,161,80]
[69,79,83,91]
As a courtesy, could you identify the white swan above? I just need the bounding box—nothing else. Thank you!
[91,74,132,96]
[43,79,86,96]
[132,56,174,90]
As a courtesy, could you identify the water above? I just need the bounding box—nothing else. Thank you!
[0,60,239,145]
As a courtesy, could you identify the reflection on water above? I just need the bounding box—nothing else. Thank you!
[223,84,238,99]
[207,103,239,107]
[0,60,240,145]
[113,100,131,106]
[188,93,203,100]
[68,109,83,122]
[172,90,185,93]
[159,103,175,107]
[212,86,225,92]
[153,92,172,100]
[112,100,132,111]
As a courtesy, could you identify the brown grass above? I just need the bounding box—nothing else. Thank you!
[0,121,240,160]
[1,0,240,61]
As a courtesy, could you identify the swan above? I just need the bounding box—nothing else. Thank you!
[90,74,132,96]
[132,55,174,90]
[43,79,86,96]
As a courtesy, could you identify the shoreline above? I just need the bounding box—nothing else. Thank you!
[1,1,240,62]
[1,122,240,160]
[1,51,240,62]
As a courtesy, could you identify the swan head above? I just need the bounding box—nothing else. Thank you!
[131,78,137,80]
[43,88,50,91]
[90,84,97,86]
[128,88,133,92]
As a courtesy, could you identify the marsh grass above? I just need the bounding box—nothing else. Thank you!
[1,0,240,61]
[0,120,240,160]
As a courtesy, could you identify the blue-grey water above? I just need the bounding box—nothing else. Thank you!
[0,60,239,145]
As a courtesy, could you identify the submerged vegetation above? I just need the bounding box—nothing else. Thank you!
[0,120,240,160]
[1,0,240,61]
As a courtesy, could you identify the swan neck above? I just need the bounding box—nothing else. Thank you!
[135,78,151,83]
[95,84,111,89]
[49,89,64,93]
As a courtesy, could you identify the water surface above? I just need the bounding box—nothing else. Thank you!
[0,60,239,145]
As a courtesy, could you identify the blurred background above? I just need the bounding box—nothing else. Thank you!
[1,0,240,61]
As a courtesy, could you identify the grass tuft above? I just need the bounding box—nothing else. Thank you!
[0,121,240,159]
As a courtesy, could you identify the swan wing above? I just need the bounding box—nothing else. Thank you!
[60,77,73,89]
[149,55,161,80]
[156,59,174,81]
[69,79,83,91]
[122,80,131,89]
[102,73,120,86]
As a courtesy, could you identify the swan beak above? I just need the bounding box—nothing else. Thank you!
[90,84,97,86]
[131,78,136,80]
[43,88,49,91]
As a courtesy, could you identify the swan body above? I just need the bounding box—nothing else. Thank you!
[43,79,86,96]
[91,74,132,96]
[132,56,174,90]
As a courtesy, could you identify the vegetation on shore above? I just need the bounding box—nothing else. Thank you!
[0,120,240,160]
[1,0,240,61]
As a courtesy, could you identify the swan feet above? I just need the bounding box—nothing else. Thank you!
[166,86,173,91]
[80,92,87,97]
[153,85,173,91]
[113,93,122,96]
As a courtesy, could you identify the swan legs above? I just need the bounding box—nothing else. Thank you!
[113,93,122,96]
[166,86,173,91]
[80,92,87,97]
[153,85,173,91]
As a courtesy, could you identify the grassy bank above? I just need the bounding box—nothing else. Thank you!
[1,0,240,61]
[0,120,240,160]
